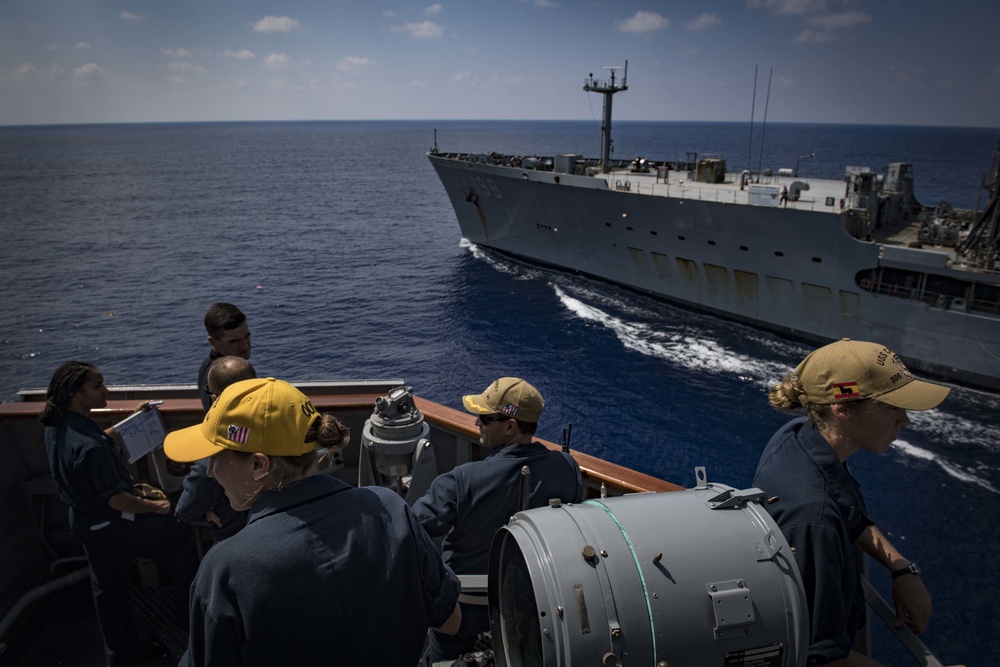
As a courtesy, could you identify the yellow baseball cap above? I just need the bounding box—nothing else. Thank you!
[462,377,544,422]
[165,377,319,462]
[795,339,950,410]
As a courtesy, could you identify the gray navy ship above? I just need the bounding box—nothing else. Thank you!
[428,64,1000,392]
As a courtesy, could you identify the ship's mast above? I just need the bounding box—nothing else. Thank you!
[584,61,628,174]
[956,136,1000,271]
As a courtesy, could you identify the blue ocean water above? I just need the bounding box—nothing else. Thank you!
[1,120,997,665]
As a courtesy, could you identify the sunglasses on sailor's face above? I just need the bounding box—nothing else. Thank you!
[478,413,510,425]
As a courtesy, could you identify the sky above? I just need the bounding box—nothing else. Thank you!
[1,0,997,127]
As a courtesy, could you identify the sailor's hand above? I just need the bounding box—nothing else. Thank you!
[135,400,163,413]
[205,508,223,528]
[148,498,172,515]
[892,573,932,634]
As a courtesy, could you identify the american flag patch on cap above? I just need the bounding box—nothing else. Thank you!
[501,403,518,416]
[227,424,249,444]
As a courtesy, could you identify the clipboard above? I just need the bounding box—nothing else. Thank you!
[112,408,167,464]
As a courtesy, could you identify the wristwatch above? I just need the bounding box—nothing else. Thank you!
[891,562,921,580]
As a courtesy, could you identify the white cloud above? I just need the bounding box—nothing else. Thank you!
[119,10,144,22]
[534,0,558,6]
[167,61,208,74]
[390,21,445,38]
[169,76,188,85]
[264,53,293,69]
[617,11,670,33]
[685,13,721,31]
[336,56,372,71]
[14,63,43,77]
[807,11,871,29]
[73,63,104,82]
[74,42,91,50]
[222,49,255,60]
[12,62,65,82]
[792,29,834,43]
[452,70,480,85]
[424,4,442,14]
[163,47,212,58]
[253,16,301,33]
[746,0,827,15]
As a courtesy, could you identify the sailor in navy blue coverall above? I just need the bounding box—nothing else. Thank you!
[752,340,956,667]
[42,362,198,667]
[196,302,251,411]
[174,458,247,540]
[177,355,256,542]
[182,475,460,667]
[412,377,583,662]
[754,417,872,663]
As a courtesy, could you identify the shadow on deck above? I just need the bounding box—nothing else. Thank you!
[2,575,185,667]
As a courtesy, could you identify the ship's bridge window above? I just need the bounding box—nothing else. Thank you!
[812,257,822,263]
[740,245,749,251]
[677,235,686,241]
[650,231,658,236]
[774,251,785,257]
[708,240,716,246]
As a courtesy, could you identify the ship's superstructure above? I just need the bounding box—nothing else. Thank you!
[428,68,1000,391]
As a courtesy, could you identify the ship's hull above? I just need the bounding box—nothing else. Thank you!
[430,154,1000,391]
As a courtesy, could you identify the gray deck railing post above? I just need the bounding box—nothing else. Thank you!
[861,578,946,667]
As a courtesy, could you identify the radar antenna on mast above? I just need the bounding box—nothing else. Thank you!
[584,61,629,174]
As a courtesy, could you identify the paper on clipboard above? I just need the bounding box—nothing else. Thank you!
[113,408,167,463]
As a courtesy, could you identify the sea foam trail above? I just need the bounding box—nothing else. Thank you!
[553,285,786,388]
[908,408,1000,456]
[893,438,1000,495]
[466,240,546,281]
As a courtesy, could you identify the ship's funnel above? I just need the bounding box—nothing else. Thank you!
[488,467,808,667]
[358,385,436,504]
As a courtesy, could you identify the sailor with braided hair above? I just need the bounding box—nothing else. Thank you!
[42,360,198,666]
